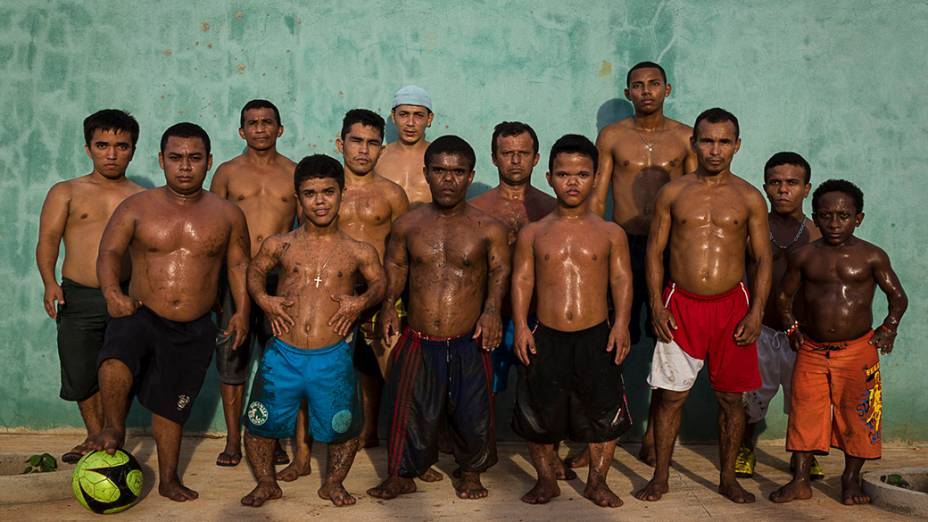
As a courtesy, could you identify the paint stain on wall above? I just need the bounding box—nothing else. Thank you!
[599,60,612,77]
[163,48,172,56]
[201,21,209,32]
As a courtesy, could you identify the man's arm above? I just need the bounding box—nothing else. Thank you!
[591,128,615,217]
[869,247,908,354]
[777,249,804,350]
[510,225,536,365]
[389,184,410,221]
[646,186,675,341]
[682,128,698,174]
[328,243,386,336]
[474,221,511,350]
[607,226,634,364]
[380,219,410,342]
[209,165,229,198]
[35,183,70,319]
[225,206,252,348]
[97,200,140,317]
[248,235,293,337]
[735,190,773,345]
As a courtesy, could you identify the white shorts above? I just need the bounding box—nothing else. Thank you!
[648,339,705,392]
[743,325,796,423]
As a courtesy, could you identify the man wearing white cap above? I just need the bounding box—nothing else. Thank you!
[376,85,434,207]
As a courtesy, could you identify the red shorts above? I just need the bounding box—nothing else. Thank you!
[651,282,761,393]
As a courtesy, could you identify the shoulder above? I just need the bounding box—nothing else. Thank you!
[469,205,507,233]
[375,175,407,197]
[658,174,692,199]
[789,240,817,263]
[347,235,380,261]
[856,239,890,263]
[596,118,633,143]
[667,118,694,138]
[517,219,543,243]
[468,187,496,207]
[391,205,427,232]
[214,156,244,176]
[731,175,766,202]
[276,153,297,170]
[45,177,79,199]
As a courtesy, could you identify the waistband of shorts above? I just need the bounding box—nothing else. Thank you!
[666,281,748,301]
[537,320,608,337]
[271,336,348,356]
[801,330,874,351]
[138,305,211,328]
[403,325,471,343]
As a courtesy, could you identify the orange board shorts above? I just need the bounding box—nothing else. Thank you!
[786,330,882,459]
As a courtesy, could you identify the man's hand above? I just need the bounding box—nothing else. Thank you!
[43,282,64,319]
[473,310,502,351]
[734,310,762,346]
[258,296,295,337]
[651,306,677,343]
[606,324,631,365]
[380,304,400,346]
[513,324,536,366]
[787,330,804,352]
[225,312,249,349]
[328,294,366,337]
[870,326,897,355]
[105,291,141,318]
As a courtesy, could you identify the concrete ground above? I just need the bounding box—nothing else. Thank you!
[0,433,922,521]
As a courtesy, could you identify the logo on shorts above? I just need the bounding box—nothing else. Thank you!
[331,410,353,433]
[248,401,269,426]
[176,395,190,411]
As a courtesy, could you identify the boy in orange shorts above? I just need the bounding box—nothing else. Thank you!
[770,179,907,506]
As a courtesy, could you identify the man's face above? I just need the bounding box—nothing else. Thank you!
[813,191,863,246]
[239,108,282,152]
[159,136,212,195]
[425,153,474,208]
[391,104,433,145]
[764,164,810,216]
[337,123,383,176]
[546,152,595,208]
[492,132,539,186]
[297,177,342,228]
[691,120,741,175]
[85,129,135,180]
[625,68,670,116]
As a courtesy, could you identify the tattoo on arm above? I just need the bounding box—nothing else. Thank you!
[483,225,511,314]
[382,224,409,304]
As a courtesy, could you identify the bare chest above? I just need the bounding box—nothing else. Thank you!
[534,230,610,269]
[672,191,749,232]
[408,228,486,271]
[280,247,357,290]
[613,133,687,174]
[69,187,134,227]
[804,251,873,287]
[227,174,293,207]
[340,188,393,227]
[135,209,229,257]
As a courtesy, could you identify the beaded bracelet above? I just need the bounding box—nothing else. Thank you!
[784,321,800,336]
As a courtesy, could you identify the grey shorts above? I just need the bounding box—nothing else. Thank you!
[214,272,276,385]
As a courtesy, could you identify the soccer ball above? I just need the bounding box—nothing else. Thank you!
[71,449,144,514]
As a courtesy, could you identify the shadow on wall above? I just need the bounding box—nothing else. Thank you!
[129,176,157,190]
[597,98,634,133]
[467,181,492,199]
[385,117,398,144]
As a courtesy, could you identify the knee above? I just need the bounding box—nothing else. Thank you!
[715,392,744,412]
[658,389,688,410]
[98,358,130,378]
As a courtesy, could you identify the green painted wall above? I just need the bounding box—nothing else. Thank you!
[2,1,925,442]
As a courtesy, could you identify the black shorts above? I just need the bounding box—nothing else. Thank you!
[56,279,108,401]
[99,307,216,424]
[512,321,632,444]
[627,234,670,344]
[215,271,276,385]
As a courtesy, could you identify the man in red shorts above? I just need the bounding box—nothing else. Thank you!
[634,108,772,504]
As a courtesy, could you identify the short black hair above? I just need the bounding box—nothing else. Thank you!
[491,121,539,157]
[548,134,598,173]
[294,154,344,191]
[240,99,281,129]
[693,107,740,140]
[160,122,211,156]
[626,61,667,87]
[341,109,385,141]
[83,109,140,148]
[425,135,476,171]
[764,152,811,184]
[812,179,864,213]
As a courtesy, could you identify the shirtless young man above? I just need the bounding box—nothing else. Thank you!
[89,123,251,501]
[511,134,634,508]
[468,121,555,394]
[590,61,697,466]
[634,108,772,504]
[36,110,144,463]
[375,85,434,207]
[240,155,385,508]
[736,152,823,479]
[770,179,907,506]
[368,135,510,501]
[209,99,297,468]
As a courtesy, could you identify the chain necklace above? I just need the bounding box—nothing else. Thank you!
[312,249,336,288]
[769,219,806,249]
[632,118,666,157]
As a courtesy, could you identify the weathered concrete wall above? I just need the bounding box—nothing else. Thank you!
[2,1,925,441]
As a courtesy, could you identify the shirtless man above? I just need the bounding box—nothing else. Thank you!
[468,121,555,394]
[511,134,634,508]
[240,154,385,508]
[35,109,144,463]
[770,179,907,506]
[736,152,823,479]
[210,99,297,468]
[368,135,510,500]
[590,61,696,466]
[89,123,251,501]
[634,108,772,504]
[375,85,434,206]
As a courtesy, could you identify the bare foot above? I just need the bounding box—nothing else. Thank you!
[240,480,282,507]
[273,442,290,465]
[454,471,488,499]
[769,478,813,503]
[367,476,416,500]
[521,478,560,504]
[634,479,669,502]
[718,480,756,503]
[276,457,311,482]
[419,467,444,482]
[319,482,357,507]
[159,480,199,502]
[583,482,623,508]
[638,442,656,467]
[86,427,124,455]
[841,475,871,505]
[564,448,589,469]
[555,457,579,480]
